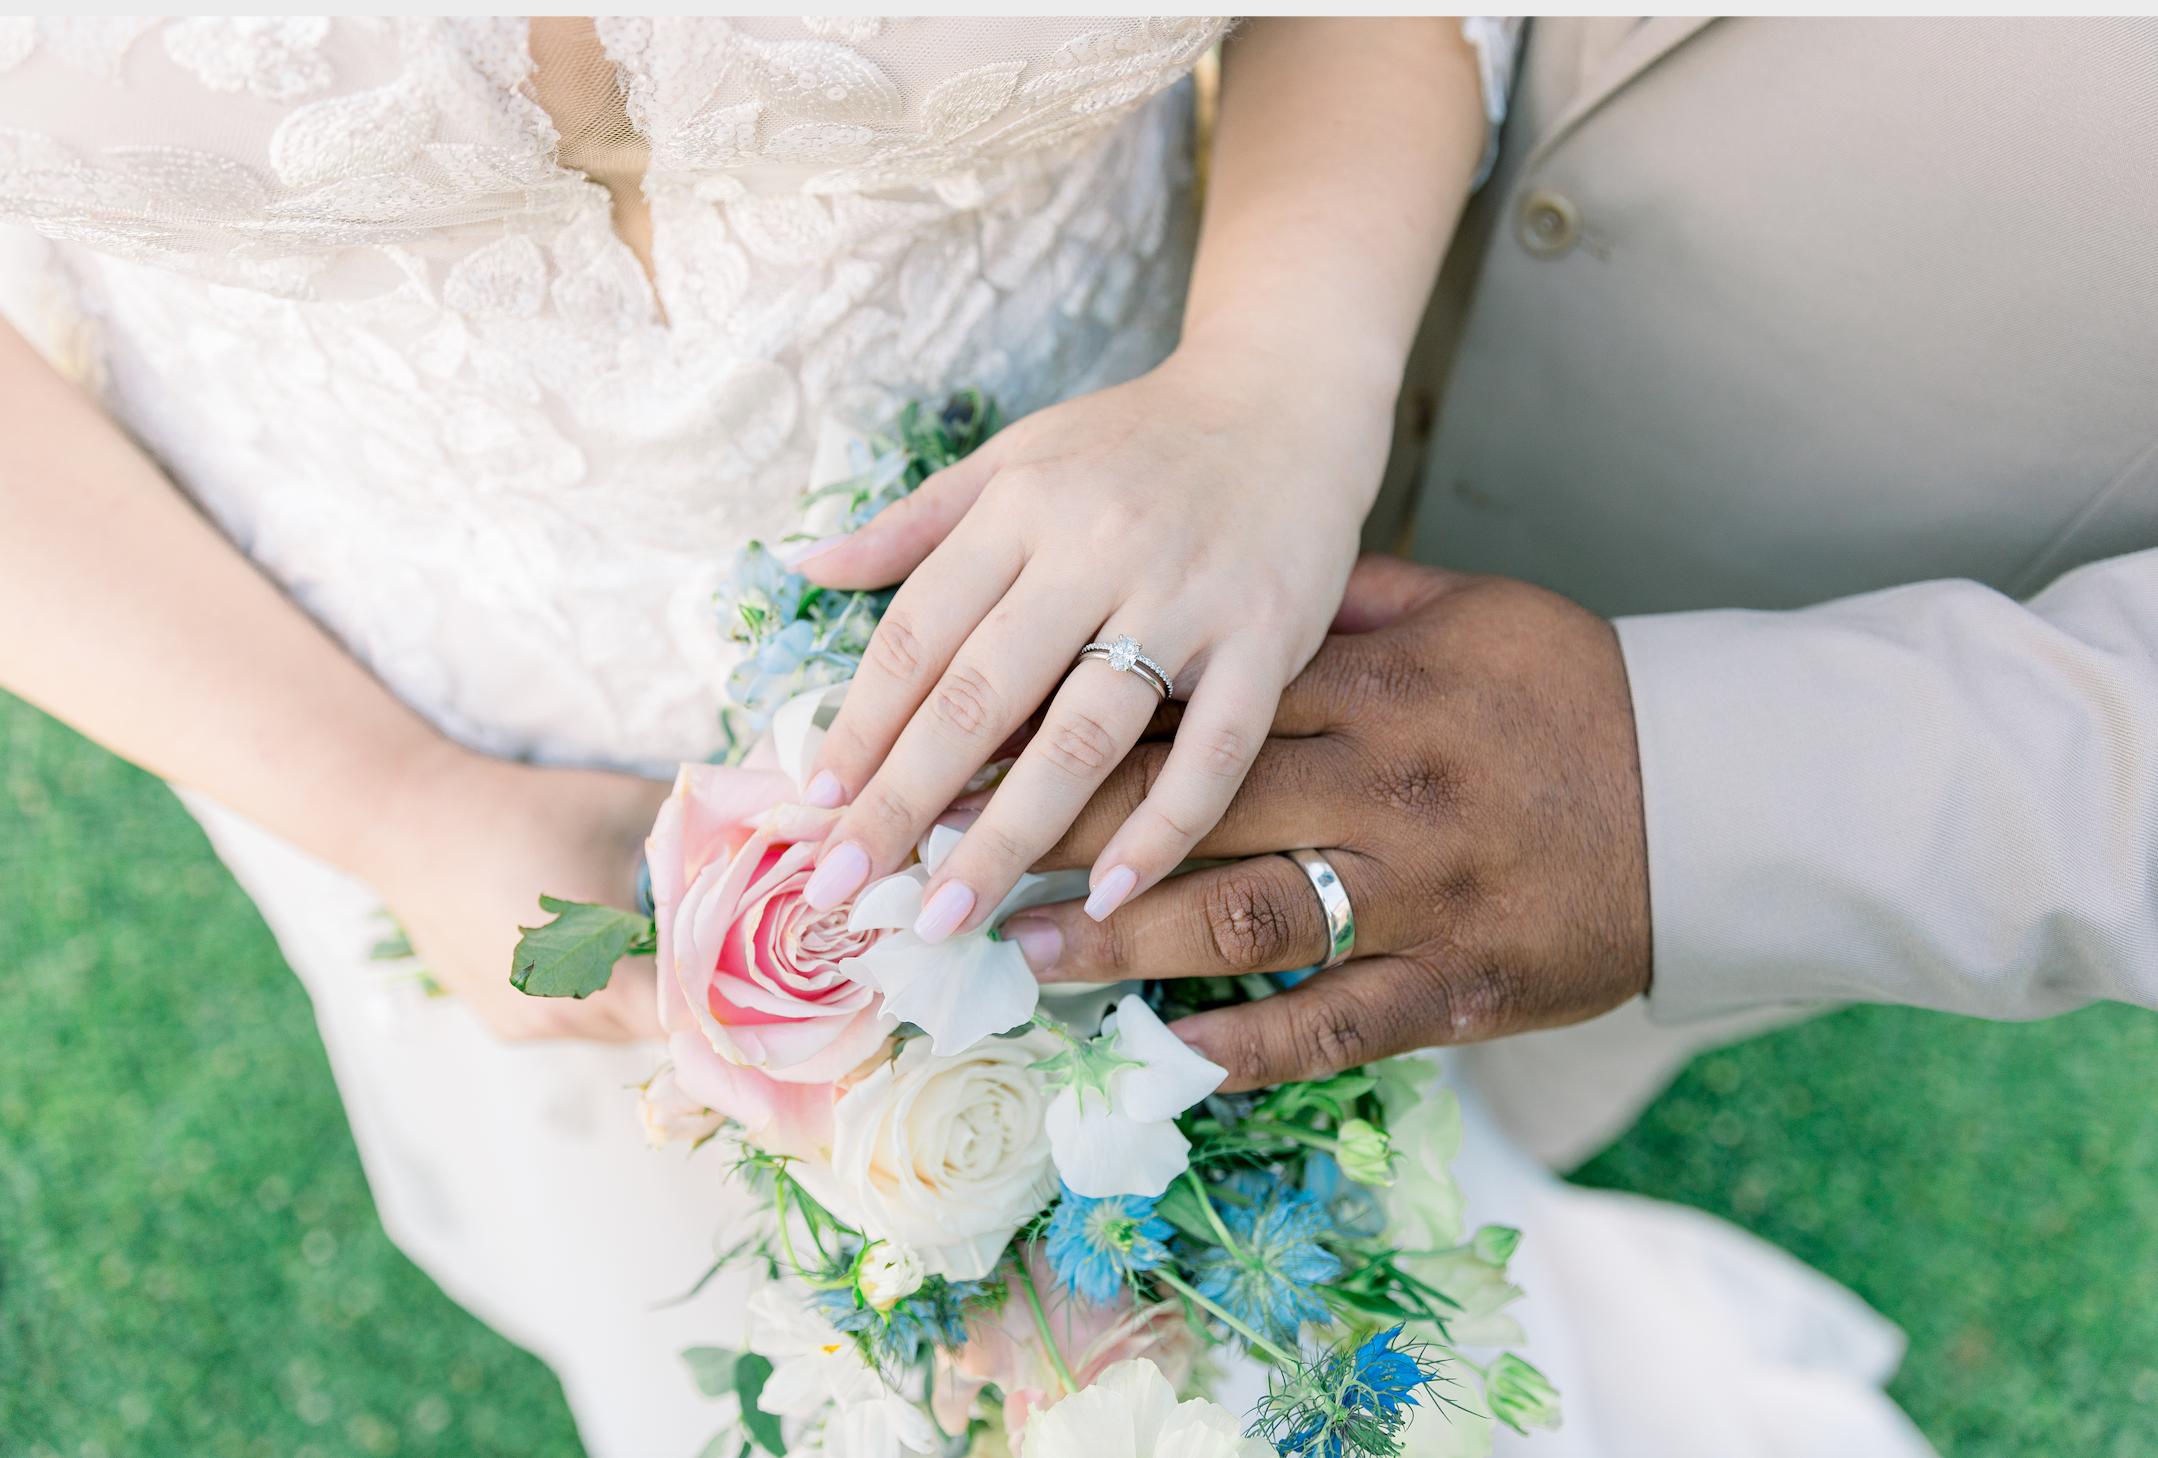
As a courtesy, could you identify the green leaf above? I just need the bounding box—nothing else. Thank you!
[510,895,657,999]
[735,1352,787,1456]
[683,1346,742,1398]
[1260,1071,1379,1126]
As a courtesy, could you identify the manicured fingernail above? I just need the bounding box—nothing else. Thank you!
[914,881,976,943]
[1084,865,1138,922]
[1005,916,1064,974]
[803,842,870,911]
[804,771,845,808]
[776,534,849,568]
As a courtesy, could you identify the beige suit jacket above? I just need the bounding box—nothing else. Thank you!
[1395,18,2158,1023]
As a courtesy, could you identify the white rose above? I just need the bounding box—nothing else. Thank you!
[857,1242,926,1312]
[1022,1358,1269,1458]
[831,1028,1061,1279]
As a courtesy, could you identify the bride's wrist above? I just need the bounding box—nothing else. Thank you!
[1163,320,1402,428]
[342,734,498,893]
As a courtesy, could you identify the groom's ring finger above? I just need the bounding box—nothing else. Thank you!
[1015,849,1391,984]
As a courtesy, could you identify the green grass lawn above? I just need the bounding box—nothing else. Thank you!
[4,687,2156,1457]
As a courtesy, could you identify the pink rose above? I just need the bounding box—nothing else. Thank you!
[931,1246,1198,1447]
[665,1026,837,1163]
[650,763,896,1085]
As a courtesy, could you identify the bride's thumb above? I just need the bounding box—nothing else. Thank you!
[792,445,1003,591]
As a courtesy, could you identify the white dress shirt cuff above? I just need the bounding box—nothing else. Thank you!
[1615,559,2158,1026]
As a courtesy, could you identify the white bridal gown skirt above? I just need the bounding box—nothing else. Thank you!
[182,793,1937,1458]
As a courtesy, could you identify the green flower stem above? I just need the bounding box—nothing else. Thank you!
[773,1179,809,1278]
[1150,1267,1297,1365]
[1015,1249,1082,1394]
[770,1170,854,1290]
[1245,1118,1342,1156]
[1433,1342,1488,1379]
[1027,1015,1080,1048]
[1183,1169,1245,1256]
[921,1361,955,1440]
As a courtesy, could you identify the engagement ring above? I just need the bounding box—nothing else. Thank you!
[1077,634,1173,699]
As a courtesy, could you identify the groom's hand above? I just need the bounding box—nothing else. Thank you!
[1003,555,1652,1092]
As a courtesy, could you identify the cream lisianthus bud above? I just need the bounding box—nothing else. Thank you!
[1335,1118,1395,1187]
[858,1242,926,1312]
[637,1067,727,1150]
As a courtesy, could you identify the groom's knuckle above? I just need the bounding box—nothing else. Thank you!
[1201,873,1301,970]
[1368,755,1457,818]
[1330,639,1425,723]
[1429,955,1517,1043]
[1092,914,1139,977]
[1208,1017,1274,1086]
[1297,996,1371,1076]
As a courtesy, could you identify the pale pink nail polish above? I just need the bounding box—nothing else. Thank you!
[1005,916,1064,975]
[803,842,870,911]
[1084,865,1138,922]
[804,771,845,808]
[914,881,976,943]
[775,534,849,568]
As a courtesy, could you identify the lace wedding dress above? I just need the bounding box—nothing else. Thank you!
[0,18,1934,1458]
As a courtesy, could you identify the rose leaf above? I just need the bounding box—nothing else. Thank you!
[510,895,657,999]
[734,1352,787,1456]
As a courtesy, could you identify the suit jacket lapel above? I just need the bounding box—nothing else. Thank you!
[1524,16,1719,173]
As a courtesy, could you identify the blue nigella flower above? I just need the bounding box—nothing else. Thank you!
[1345,1327,1428,1420]
[1191,1183,1342,1349]
[808,1275,987,1368]
[1302,1153,1386,1239]
[1259,1326,1446,1458]
[1045,1185,1174,1305]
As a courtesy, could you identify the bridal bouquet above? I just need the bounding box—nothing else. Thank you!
[512,395,1560,1458]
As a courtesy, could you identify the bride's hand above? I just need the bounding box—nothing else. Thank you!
[790,341,1391,938]
[359,748,669,1042]
[784,17,1484,937]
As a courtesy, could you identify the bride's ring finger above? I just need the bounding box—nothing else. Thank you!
[913,624,1191,941]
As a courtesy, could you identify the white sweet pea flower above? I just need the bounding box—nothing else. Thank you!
[748,1287,936,1458]
[1041,995,1227,1199]
[772,681,852,795]
[857,1242,926,1312]
[1021,1358,1268,1458]
[844,826,1091,1056]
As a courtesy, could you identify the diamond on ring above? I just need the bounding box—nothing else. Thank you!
[1077,635,1173,699]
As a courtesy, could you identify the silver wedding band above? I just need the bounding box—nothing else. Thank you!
[1285,848,1356,970]
[1077,634,1173,699]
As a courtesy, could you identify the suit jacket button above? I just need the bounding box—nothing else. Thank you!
[1517,189,1581,258]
